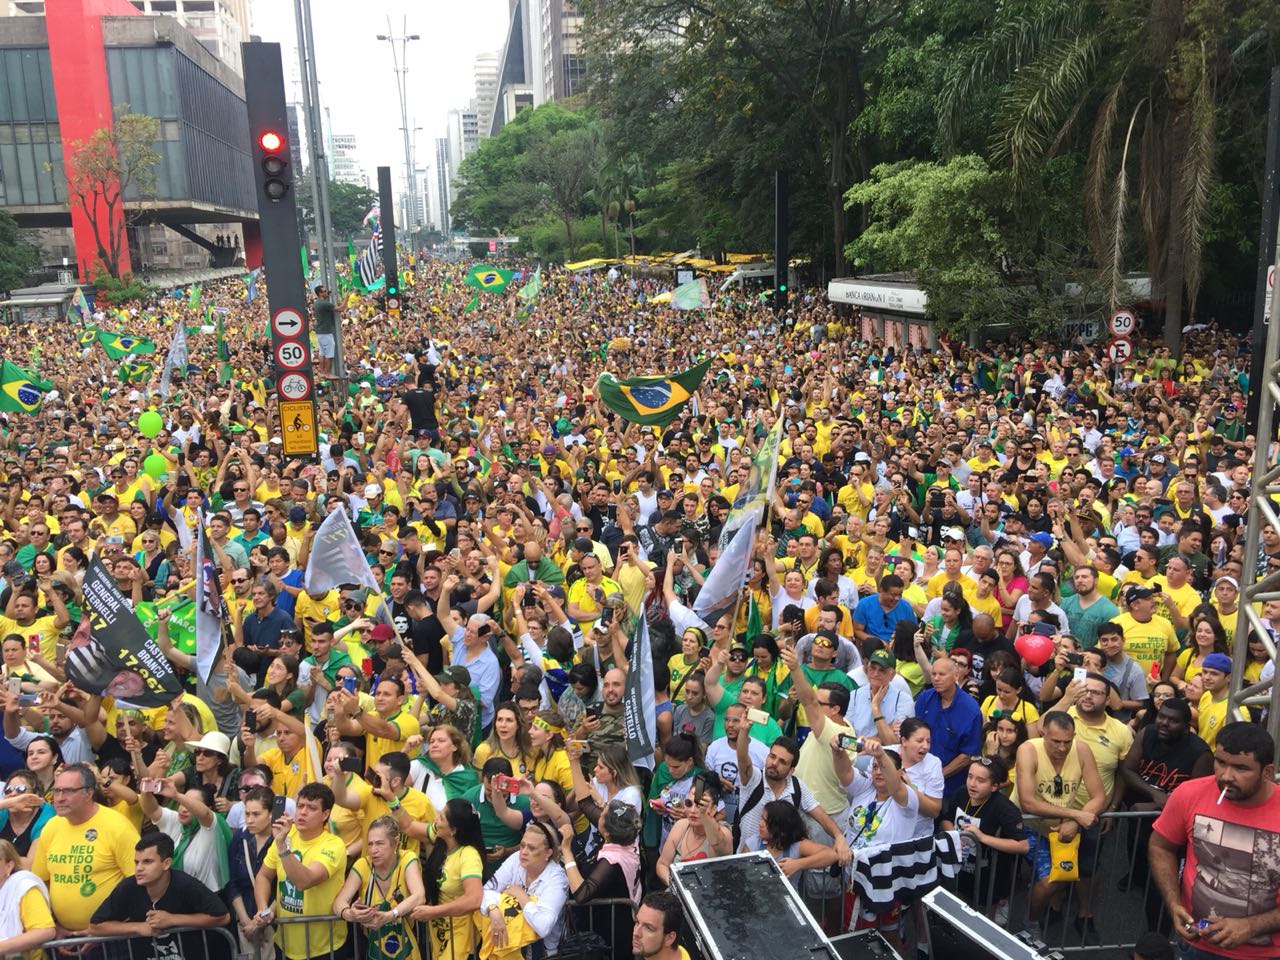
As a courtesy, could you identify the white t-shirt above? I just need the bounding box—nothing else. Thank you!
[897,752,944,839]
[842,768,920,851]
[771,589,815,627]
[1011,596,1070,633]
[155,807,224,892]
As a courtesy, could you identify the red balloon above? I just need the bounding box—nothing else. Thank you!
[1014,632,1056,668]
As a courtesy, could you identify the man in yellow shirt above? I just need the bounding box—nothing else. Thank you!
[1153,556,1199,637]
[926,545,977,602]
[32,764,141,934]
[246,712,312,799]
[251,782,348,960]
[1114,586,1178,680]
[331,749,434,856]
[0,589,71,661]
[1196,653,1232,749]
[565,554,623,630]
[331,679,420,771]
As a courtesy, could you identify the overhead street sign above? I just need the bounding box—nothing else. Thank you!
[279,400,318,457]
[275,340,309,370]
[1107,337,1134,364]
[278,372,311,401]
[272,308,305,339]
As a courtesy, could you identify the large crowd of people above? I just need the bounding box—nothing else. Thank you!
[0,259,1275,960]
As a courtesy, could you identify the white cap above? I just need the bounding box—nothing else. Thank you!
[364,483,382,498]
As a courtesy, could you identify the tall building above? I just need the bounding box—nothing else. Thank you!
[329,133,366,187]
[473,50,499,142]
[5,0,250,73]
[434,137,450,234]
[489,0,583,134]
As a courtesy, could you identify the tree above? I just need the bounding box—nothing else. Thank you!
[846,154,1091,338]
[297,179,378,239]
[939,0,1280,350]
[64,108,160,279]
[523,124,599,258]
[0,211,39,293]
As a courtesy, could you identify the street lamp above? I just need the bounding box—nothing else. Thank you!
[376,21,421,243]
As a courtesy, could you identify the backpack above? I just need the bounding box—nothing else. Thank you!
[732,773,802,851]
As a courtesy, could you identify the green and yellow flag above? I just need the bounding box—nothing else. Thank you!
[188,283,202,309]
[463,294,479,313]
[78,327,99,347]
[96,330,157,360]
[594,358,711,426]
[0,361,51,413]
[463,264,514,293]
[118,360,154,384]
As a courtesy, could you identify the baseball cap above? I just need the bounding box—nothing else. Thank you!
[853,451,872,463]
[1126,585,1158,602]
[1150,454,1167,464]
[1216,576,1240,590]
[288,506,307,523]
[1202,652,1232,674]
[1029,531,1054,548]
[1120,447,1136,457]
[868,649,897,669]
[573,537,593,552]
[369,623,396,642]
[364,483,382,498]
[941,526,965,542]
[657,489,675,497]
[436,665,472,687]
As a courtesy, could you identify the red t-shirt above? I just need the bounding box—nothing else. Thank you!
[1153,775,1280,959]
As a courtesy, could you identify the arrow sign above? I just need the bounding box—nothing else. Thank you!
[272,308,305,339]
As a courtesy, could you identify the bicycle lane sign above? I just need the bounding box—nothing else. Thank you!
[279,399,317,457]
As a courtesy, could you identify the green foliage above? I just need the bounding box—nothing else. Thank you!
[0,211,39,293]
[846,154,1090,338]
[297,180,379,239]
[91,270,151,306]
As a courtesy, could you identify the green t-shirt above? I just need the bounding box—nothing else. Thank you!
[462,782,529,850]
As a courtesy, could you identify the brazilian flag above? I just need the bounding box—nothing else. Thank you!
[97,329,157,360]
[118,360,154,384]
[0,361,51,413]
[78,327,99,347]
[594,359,712,426]
[463,264,514,293]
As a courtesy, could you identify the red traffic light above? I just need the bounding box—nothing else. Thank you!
[259,130,283,152]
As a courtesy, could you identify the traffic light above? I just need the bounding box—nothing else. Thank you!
[778,282,787,293]
[257,129,290,201]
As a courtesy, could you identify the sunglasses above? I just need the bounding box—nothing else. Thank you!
[728,652,748,662]
[1052,774,1065,797]
[230,577,249,585]
[4,784,29,795]
[193,748,221,757]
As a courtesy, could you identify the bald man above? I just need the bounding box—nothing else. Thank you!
[914,656,985,794]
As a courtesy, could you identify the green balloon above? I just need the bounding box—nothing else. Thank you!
[138,410,163,437]
[143,453,168,479]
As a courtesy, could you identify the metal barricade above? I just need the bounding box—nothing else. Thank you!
[947,809,1167,954]
[43,926,241,960]
[553,897,636,959]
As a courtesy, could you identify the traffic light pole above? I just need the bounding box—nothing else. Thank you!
[293,0,337,301]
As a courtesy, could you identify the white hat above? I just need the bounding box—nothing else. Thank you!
[184,731,231,756]
[941,526,965,541]
[364,483,382,498]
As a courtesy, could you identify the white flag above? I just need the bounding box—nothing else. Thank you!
[622,614,656,770]
[693,520,757,625]
[305,508,382,594]
[158,323,188,399]
[194,523,227,685]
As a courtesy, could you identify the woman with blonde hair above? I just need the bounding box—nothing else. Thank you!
[0,838,54,958]
[334,816,425,960]
[409,724,479,813]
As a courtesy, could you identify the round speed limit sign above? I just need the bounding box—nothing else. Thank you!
[275,340,309,370]
[1107,337,1134,364]
[1109,309,1136,337]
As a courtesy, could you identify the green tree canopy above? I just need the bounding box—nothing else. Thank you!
[0,211,39,293]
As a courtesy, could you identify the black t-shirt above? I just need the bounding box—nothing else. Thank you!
[90,869,231,960]
[1131,726,1211,797]
[407,613,446,674]
[943,786,1025,902]
[402,387,438,431]
[967,634,1018,682]
[95,732,163,769]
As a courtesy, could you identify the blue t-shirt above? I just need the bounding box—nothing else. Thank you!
[273,569,305,618]
[913,687,984,795]
[853,594,917,642]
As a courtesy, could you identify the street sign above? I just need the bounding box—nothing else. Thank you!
[1108,309,1136,338]
[1060,318,1100,344]
[278,372,311,401]
[275,340,308,370]
[1107,337,1134,364]
[271,308,305,338]
[279,400,318,457]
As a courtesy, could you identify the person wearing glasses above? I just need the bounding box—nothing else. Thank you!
[29,763,141,939]
[1014,711,1108,943]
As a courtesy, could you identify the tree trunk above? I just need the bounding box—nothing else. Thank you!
[828,55,851,275]
[1161,119,1187,356]
[564,216,576,259]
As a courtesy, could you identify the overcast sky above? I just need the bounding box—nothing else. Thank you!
[249,0,508,187]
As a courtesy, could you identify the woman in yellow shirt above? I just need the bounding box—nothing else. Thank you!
[0,838,54,960]
[980,668,1041,735]
[1171,616,1229,694]
[472,704,537,779]
[334,816,425,960]
[412,799,485,960]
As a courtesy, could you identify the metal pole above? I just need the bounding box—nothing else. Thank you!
[292,0,322,283]
[1231,209,1280,744]
[1246,67,1280,433]
[297,0,345,384]
[381,18,419,258]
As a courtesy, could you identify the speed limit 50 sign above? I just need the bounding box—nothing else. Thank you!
[1109,310,1136,338]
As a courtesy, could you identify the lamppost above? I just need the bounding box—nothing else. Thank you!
[376,20,419,246]
[625,197,637,258]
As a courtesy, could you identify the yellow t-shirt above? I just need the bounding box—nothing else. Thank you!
[1153,578,1201,627]
[364,786,434,857]
[472,742,537,779]
[667,653,700,704]
[981,696,1040,727]
[926,572,977,603]
[1114,612,1178,679]
[263,827,348,960]
[566,576,624,628]
[31,805,141,930]
[0,615,61,662]
[970,591,1003,624]
[329,774,373,851]
[1198,692,1229,749]
[1067,707,1133,801]
[259,746,312,799]
[294,591,342,639]
[430,843,484,958]
[18,886,53,960]
[365,709,421,772]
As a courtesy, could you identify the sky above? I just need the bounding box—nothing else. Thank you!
[249,0,509,188]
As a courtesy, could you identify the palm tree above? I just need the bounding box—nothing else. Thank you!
[940,0,1275,351]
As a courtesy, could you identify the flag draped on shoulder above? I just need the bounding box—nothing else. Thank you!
[0,361,51,413]
[194,523,227,685]
[96,329,157,360]
[672,277,711,310]
[594,358,711,426]
[464,264,514,293]
[304,508,382,594]
[720,415,783,546]
[158,322,189,399]
[65,557,185,708]
[622,613,656,770]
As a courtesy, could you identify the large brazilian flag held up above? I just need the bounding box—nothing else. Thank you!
[463,264,514,293]
[0,361,51,413]
[595,359,711,426]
